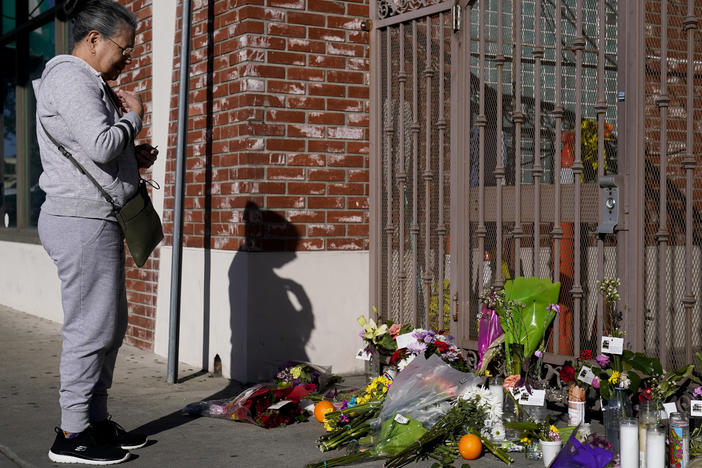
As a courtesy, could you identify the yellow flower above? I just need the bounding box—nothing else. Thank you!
[324,421,333,432]
[549,425,559,434]
[290,365,302,379]
[609,371,621,384]
[520,437,531,444]
[484,370,492,378]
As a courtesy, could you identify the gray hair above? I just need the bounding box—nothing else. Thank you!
[58,0,137,41]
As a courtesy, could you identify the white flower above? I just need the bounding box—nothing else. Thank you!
[619,373,631,389]
[576,423,592,441]
[459,386,502,431]
[397,354,416,371]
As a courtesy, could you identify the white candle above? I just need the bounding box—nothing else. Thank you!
[489,384,504,410]
[639,423,648,467]
[619,418,639,468]
[646,426,666,468]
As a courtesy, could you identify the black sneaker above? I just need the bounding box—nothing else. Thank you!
[92,419,148,450]
[48,426,130,465]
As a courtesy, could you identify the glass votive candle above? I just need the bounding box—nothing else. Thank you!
[646,424,666,468]
[619,418,638,468]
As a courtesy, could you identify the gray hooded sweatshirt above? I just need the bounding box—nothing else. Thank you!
[33,55,142,220]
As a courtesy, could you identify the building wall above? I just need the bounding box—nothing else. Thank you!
[147,0,372,380]
[161,0,371,252]
[115,0,161,349]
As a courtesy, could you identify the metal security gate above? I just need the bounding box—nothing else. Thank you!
[370,0,702,366]
[370,1,454,331]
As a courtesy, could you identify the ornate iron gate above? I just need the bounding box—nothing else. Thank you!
[370,0,702,366]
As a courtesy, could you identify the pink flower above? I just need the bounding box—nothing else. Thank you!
[503,374,520,391]
[595,354,610,367]
[388,323,402,337]
[592,377,600,389]
[534,350,543,358]
[693,386,702,398]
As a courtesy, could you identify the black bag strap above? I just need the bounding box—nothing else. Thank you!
[39,118,119,209]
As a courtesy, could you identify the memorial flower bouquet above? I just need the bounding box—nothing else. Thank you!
[478,277,561,377]
[389,328,470,372]
[357,308,413,355]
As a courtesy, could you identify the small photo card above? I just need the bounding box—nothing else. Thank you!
[355,347,372,361]
[690,400,702,417]
[662,402,678,418]
[601,336,624,355]
[395,332,415,350]
[268,400,291,410]
[394,413,409,424]
[577,365,596,385]
[515,387,546,406]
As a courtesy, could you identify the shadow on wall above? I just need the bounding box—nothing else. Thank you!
[228,201,314,384]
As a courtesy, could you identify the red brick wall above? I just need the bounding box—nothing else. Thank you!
[117,0,158,350]
[163,0,372,252]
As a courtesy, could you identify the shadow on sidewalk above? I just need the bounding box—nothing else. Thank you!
[131,378,245,436]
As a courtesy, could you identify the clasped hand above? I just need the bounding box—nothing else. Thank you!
[135,144,158,169]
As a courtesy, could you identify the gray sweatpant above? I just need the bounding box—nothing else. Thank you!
[38,211,128,433]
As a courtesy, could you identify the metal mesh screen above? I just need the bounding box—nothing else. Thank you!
[642,0,702,369]
[379,12,453,330]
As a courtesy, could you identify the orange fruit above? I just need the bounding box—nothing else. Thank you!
[314,400,335,423]
[458,433,482,460]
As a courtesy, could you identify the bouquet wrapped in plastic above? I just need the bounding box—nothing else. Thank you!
[477,304,504,370]
[185,382,315,428]
[378,353,481,428]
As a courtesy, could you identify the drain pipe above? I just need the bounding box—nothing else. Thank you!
[167,0,192,384]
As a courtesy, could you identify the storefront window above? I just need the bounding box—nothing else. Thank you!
[1,0,62,235]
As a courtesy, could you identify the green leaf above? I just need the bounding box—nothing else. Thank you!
[600,380,612,401]
[622,351,662,376]
[628,371,642,395]
[504,276,561,357]
[378,333,397,352]
[667,365,694,384]
[504,421,540,431]
[695,352,702,373]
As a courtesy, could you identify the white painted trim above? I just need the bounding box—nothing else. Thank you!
[149,0,177,216]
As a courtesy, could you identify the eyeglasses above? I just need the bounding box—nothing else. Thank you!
[106,37,134,57]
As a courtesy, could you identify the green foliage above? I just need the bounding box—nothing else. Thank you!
[429,279,452,331]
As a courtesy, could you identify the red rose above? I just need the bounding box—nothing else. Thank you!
[560,364,576,384]
[639,387,653,402]
[434,341,449,353]
[390,348,408,365]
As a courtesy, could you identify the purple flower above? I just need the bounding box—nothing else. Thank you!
[547,304,561,314]
[592,377,600,389]
[595,354,610,367]
[534,350,543,358]
[407,341,427,355]
[693,386,702,398]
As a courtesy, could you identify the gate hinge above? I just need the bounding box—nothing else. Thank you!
[452,3,461,32]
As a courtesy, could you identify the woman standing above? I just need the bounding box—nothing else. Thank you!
[34,0,157,464]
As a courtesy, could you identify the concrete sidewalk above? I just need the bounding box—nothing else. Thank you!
[0,305,543,468]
